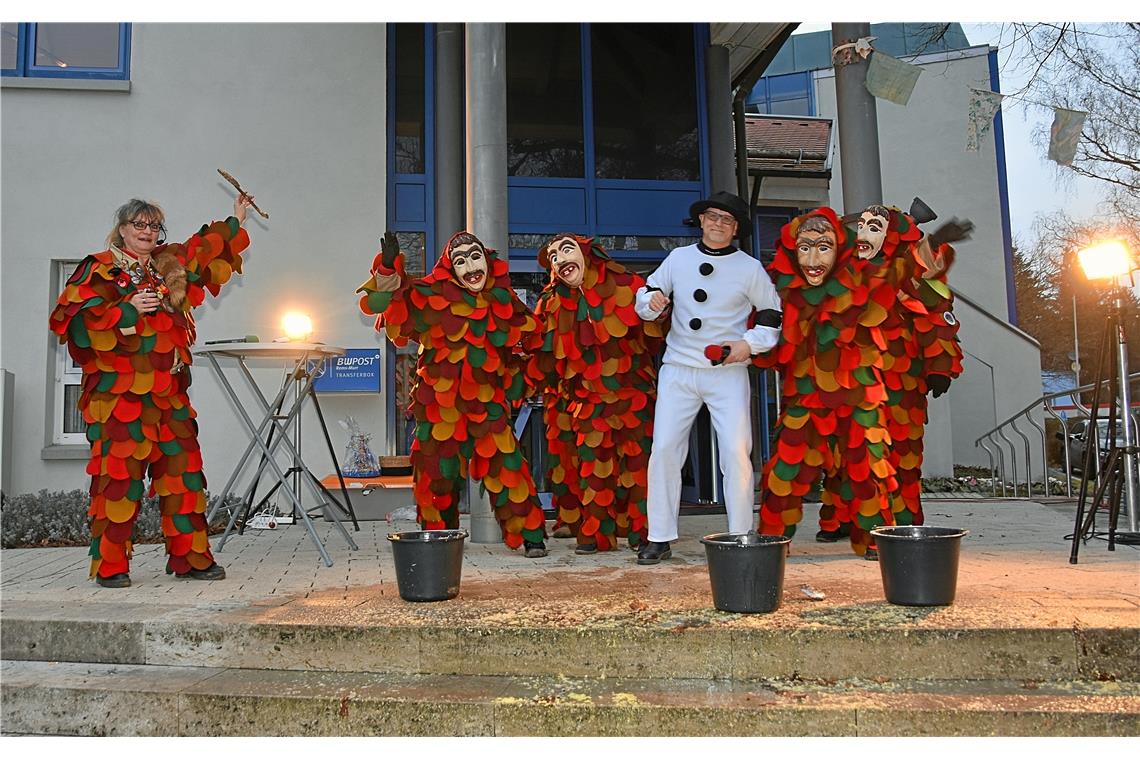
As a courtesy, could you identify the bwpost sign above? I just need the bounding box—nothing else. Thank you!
[313,349,382,393]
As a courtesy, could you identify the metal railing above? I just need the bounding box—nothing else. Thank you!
[974,372,1140,498]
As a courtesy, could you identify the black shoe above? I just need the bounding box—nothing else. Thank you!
[574,543,598,555]
[176,563,226,580]
[816,524,851,543]
[863,548,879,561]
[96,572,131,588]
[524,541,548,558]
[636,541,671,565]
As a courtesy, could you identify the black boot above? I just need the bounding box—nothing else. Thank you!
[815,523,851,543]
[96,572,131,588]
[176,563,226,580]
[524,541,548,558]
[636,540,671,565]
[574,542,598,555]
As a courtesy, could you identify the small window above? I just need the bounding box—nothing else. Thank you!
[507,23,585,178]
[3,23,130,80]
[748,72,814,118]
[53,261,89,446]
[591,24,700,181]
[392,23,425,175]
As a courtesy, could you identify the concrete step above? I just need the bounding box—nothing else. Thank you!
[3,660,1137,737]
[3,609,1137,684]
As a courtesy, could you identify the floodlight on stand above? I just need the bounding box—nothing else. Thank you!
[1074,239,1139,540]
[281,312,313,342]
[1077,240,1133,282]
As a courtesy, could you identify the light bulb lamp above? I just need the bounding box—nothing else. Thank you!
[282,312,314,342]
[1071,240,1139,559]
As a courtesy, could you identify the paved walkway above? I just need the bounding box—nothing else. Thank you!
[2,499,1137,633]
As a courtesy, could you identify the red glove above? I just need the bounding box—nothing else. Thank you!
[704,344,730,366]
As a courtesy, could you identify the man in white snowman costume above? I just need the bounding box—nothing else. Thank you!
[634,191,782,564]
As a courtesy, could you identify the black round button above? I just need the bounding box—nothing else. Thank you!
[699,263,714,276]
[694,289,707,302]
[689,318,702,330]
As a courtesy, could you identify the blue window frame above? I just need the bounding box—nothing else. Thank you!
[386,23,435,270]
[2,23,131,80]
[506,22,711,262]
[746,71,814,117]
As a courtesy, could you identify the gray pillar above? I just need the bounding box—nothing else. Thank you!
[705,44,735,195]
[465,23,509,543]
[435,23,465,246]
[832,23,882,214]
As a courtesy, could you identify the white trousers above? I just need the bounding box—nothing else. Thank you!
[646,363,755,542]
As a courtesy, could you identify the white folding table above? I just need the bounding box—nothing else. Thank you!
[196,342,359,566]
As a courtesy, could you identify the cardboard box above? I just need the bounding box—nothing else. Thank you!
[319,475,414,522]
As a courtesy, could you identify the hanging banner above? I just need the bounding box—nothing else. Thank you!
[865,50,922,106]
[966,88,1004,152]
[1048,107,1087,166]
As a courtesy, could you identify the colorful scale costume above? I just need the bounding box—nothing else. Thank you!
[357,233,548,549]
[756,207,930,555]
[49,217,250,580]
[877,242,963,526]
[527,234,663,551]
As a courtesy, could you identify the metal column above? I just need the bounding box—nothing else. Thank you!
[1114,295,1139,532]
[705,43,735,194]
[435,22,465,246]
[465,23,509,543]
[831,22,883,213]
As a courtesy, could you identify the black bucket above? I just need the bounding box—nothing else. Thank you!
[871,525,969,606]
[387,529,468,602]
[700,532,791,613]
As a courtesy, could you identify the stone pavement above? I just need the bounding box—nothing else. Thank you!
[2,498,1136,631]
[2,498,1139,737]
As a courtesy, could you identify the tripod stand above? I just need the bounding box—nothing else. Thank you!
[1069,292,1140,563]
[237,361,360,535]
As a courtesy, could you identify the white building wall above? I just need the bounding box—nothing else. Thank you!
[811,46,1044,475]
[1,23,390,498]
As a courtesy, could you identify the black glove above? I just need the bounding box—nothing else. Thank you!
[380,231,401,269]
[928,218,974,250]
[909,197,937,224]
[755,309,782,328]
[928,374,951,398]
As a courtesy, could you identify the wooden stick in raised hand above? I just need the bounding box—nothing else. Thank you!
[217,168,269,219]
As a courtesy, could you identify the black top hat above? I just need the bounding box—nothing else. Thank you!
[689,191,752,240]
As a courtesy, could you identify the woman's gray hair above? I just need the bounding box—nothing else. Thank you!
[107,199,166,248]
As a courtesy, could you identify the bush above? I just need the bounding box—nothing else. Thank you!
[0,490,238,549]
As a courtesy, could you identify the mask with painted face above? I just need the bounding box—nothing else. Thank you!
[545,235,586,288]
[795,218,838,286]
[856,206,890,259]
[450,241,489,292]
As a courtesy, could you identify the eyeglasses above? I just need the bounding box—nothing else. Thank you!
[702,211,737,227]
[127,220,164,232]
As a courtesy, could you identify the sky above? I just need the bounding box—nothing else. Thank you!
[791,20,1114,247]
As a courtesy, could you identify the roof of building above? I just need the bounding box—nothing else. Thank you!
[764,23,973,76]
[710,23,797,87]
[742,114,833,177]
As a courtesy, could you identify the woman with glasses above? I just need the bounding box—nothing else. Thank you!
[50,193,253,588]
